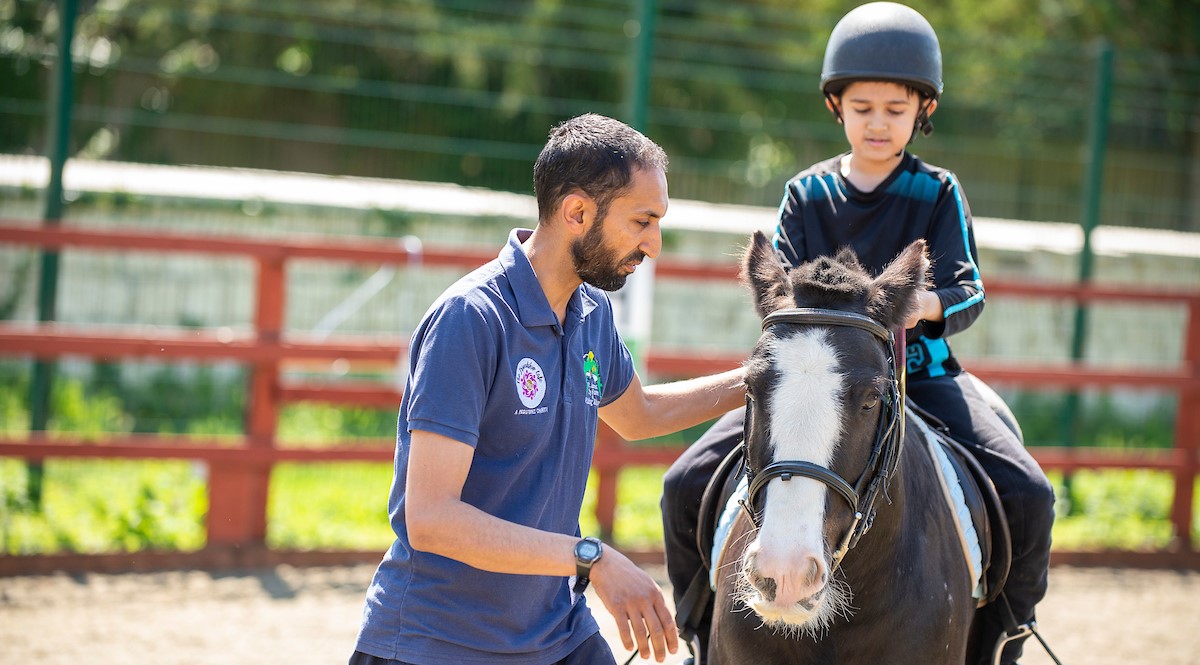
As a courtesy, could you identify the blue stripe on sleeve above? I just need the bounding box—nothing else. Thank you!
[941,173,985,318]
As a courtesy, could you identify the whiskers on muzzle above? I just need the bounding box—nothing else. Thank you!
[733,549,856,639]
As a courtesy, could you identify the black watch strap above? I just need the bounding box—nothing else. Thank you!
[572,537,603,594]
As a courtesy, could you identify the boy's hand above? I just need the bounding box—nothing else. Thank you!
[903,290,943,329]
[590,547,679,662]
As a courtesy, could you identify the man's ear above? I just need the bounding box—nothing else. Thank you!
[924,98,938,117]
[559,192,593,237]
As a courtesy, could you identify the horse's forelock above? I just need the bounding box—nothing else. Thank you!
[787,254,874,311]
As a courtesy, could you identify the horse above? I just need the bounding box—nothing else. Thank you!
[707,231,1011,664]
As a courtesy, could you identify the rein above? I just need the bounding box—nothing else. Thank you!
[740,307,907,572]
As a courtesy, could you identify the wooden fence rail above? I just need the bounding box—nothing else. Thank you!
[1,221,1198,573]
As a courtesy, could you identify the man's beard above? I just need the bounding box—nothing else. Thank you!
[571,217,645,292]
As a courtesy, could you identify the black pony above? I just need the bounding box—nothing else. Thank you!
[708,231,1007,664]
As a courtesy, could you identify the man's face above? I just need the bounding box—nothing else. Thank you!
[572,166,667,291]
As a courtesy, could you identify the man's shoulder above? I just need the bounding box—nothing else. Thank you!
[424,259,510,323]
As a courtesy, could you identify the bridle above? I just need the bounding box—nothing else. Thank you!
[740,307,906,573]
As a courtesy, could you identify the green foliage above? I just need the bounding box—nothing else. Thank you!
[277,403,395,446]
[1008,391,1175,449]
[1049,470,1178,550]
[266,462,394,550]
[119,365,247,435]
[0,458,207,554]
[47,375,133,439]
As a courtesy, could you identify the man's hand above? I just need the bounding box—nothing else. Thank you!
[590,547,678,662]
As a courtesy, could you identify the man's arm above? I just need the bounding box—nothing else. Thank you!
[405,429,679,661]
[599,368,745,442]
[405,429,577,573]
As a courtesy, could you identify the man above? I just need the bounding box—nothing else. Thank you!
[351,113,746,665]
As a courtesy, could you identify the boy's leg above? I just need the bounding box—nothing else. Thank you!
[907,373,1055,665]
[661,408,745,656]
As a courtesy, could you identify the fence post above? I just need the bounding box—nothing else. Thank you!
[594,425,621,543]
[1059,41,1113,512]
[624,0,658,132]
[206,256,284,548]
[27,0,79,509]
[1170,297,1200,552]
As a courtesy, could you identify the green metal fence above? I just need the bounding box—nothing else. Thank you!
[2,0,1198,231]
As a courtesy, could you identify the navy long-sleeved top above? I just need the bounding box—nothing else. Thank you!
[772,151,984,380]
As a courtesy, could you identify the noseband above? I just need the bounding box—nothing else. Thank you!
[741,307,906,572]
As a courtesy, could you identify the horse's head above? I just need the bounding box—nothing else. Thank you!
[734,230,928,633]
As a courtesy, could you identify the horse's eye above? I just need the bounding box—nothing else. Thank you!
[862,394,881,411]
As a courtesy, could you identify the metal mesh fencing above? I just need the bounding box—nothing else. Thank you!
[1,0,1197,230]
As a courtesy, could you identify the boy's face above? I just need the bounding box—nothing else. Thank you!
[829,81,936,166]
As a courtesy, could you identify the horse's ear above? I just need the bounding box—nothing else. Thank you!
[741,231,792,318]
[869,240,930,329]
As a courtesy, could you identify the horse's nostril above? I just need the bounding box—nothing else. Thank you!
[754,575,777,602]
[805,557,828,588]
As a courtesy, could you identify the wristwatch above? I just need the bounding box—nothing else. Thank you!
[572,537,603,594]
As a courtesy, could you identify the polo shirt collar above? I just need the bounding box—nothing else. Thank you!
[501,228,599,329]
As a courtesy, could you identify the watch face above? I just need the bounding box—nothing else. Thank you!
[577,541,601,561]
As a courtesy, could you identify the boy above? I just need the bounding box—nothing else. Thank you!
[660,4,1054,664]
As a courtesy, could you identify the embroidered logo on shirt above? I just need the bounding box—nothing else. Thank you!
[583,350,603,407]
[515,357,547,412]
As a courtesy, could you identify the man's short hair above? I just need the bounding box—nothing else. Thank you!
[534,113,669,223]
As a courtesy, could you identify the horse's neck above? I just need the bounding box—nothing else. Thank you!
[838,425,933,575]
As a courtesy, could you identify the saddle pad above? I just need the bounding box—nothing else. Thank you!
[910,414,986,600]
[710,474,749,590]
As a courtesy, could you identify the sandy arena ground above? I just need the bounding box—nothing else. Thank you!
[1,563,1197,664]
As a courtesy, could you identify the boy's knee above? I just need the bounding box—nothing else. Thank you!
[1022,468,1056,517]
[1010,471,1056,554]
[663,463,708,512]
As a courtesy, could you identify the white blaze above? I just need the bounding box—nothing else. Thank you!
[755,329,844,579]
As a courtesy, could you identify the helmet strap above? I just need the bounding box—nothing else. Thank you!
[910,97,936,144]
[825,92,844,124]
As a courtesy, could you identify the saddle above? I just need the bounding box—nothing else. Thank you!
[676,402,1013,642]
[907,400,1012,607]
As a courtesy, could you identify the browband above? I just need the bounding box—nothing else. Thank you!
[762,307,893,344]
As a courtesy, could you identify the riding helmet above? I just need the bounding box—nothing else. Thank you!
[820,2,943,100]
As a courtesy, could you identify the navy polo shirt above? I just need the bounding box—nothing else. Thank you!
[355,229,635,664]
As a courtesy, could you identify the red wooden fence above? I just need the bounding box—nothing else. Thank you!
[1,221,1197,573]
